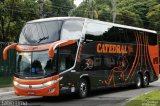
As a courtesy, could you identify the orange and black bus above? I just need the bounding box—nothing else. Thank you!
[3,17,159,98]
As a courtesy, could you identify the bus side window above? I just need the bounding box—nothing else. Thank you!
[59,54,75,72]
[104,55,115,70]
[103,27,116,43]
[148,33,157,46]
[103,27,136,44]
[94,57,103,70]
[127,29,136,44]
[85,22,112,43]
[80,56,103,71]
[59,56,66,71]
[59,43,77,72]
[80,56,94,71]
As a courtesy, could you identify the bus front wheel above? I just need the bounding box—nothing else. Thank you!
[78,79,88,98]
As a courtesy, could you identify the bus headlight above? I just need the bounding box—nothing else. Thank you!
[43,80,56,86]
[13,77,63,88]
[13,81,19,86]
[43,77,63,87]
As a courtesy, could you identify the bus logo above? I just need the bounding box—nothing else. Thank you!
[29,85,32,89]
[96,44,128,54]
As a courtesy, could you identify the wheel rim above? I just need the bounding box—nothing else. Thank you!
[137,77,141,87]
[80,82,87,96]
[144,75,148,86]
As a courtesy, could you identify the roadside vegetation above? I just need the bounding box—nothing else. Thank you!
[124,90,160,106]
[0,76,12,87]
[0,0,159,42]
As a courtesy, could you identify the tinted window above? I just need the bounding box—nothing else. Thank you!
[127,30,136,43]
[61,20,84,40]
[85,23,112,43]
[148,33,157,46]
[19,21,62,45]
[58,43,78,72]
[80,55,103,71]
[94,56,103,70]
[103,55,116,70]
[103,27,136,44]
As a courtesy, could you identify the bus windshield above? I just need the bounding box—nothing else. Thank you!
[16,50,57,78]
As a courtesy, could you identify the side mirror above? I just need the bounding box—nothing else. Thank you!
[48,40,77,59]
[3,43,17,60]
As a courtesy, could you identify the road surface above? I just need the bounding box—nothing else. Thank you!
[1,80,160,106]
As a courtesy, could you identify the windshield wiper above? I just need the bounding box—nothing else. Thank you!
[38,36,49,43]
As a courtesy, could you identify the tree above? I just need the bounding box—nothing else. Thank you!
[115,0,144,27]
[51,0,74,17]
[0,0,160,42]
[70,0,98,19]
[146,4,160,31]
[0,0,52,42]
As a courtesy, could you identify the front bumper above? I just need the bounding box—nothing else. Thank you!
[14,75,60,96]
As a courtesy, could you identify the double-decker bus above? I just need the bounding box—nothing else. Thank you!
[3,17,159,98]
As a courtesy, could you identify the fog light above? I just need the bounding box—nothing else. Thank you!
[48,88,55,93]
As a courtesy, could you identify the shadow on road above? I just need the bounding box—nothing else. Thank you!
[18,85,155,103]
[89,85,155,97]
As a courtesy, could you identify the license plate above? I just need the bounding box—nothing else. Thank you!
[28,91,35,95]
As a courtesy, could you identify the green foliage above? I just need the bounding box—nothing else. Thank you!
[51,0,74,16]
[124,90,160,106]
[0,0,74,42]
[0,0,40,42]
[0,0,160,42]
[116,9,143,27]
[147,4,160,31]
[0,76,12,87]
[70,0,98,19]
[72,0,160,32]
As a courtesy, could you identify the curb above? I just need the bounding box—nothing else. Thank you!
[0,87,14,95]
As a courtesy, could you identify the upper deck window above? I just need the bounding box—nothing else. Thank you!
[19,21,62,45]
[19,19,84,45]
[85,22,112,42]
[60,20,84,40]
[148,33,157,46]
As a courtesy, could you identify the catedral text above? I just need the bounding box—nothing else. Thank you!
[97,44,127,54]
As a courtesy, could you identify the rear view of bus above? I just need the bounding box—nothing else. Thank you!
[3,17,84,96]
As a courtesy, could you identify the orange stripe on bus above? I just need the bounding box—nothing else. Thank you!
[126,32,139,81]
[48,40,77,58]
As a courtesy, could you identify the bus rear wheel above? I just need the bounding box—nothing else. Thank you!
[78,79,88,98]
[135,74,142,88]
[142,74,149,87]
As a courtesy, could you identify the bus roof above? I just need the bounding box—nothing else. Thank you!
[27,17,85,23]
[28,17,157,34]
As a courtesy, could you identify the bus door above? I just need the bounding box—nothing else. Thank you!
[58,43,77,88]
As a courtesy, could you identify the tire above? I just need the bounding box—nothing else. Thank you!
[135,74,142,89]
[142,74,149,87]
[78,79,88,98]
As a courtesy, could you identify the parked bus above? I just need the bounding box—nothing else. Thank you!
[3,17,159,98]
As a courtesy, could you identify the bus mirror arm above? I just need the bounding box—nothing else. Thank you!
[48,40,77,59]
[3,43,17,60]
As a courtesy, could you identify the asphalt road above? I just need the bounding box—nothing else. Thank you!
[1,80,160,106]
